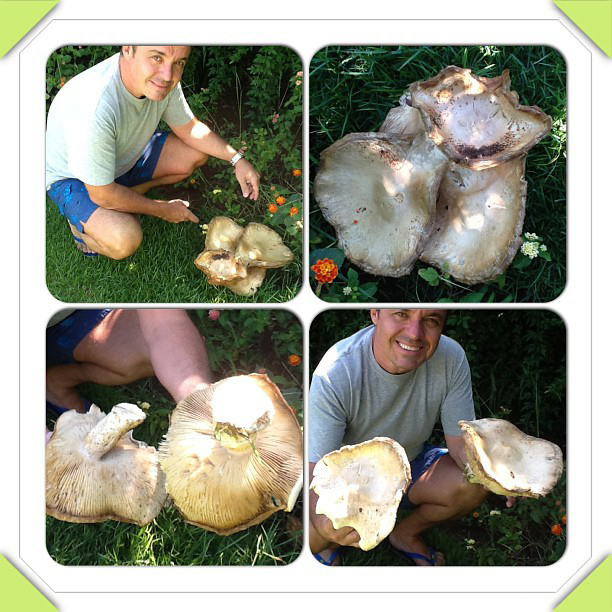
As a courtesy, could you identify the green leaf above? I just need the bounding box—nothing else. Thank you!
[460,291,487,303]
[418,267,440,286]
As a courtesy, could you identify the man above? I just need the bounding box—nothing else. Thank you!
[46,46,260,258]
[46,309,212,420]
[309,309,513,566]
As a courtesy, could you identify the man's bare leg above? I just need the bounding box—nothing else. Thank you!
[47,309,212,412]
[389,454,487,565]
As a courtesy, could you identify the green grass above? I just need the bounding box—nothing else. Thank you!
[309,45,566,303]
[46,193,301,303]
[46,310,304,565]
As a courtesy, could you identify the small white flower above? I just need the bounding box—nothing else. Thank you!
[521,242,540,259]
[343,287,352,295]
[138,401,151,410]
[525,232,540,241]
[539,244,547,252]
[489,509,501,516]
[212,189,222,195]
[466,538,475,545]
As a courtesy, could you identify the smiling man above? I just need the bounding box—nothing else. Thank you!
[46,46,260,258]
[309,309,492,566]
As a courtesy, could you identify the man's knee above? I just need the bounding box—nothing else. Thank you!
[177,150,208,178]
[94,217,142,260]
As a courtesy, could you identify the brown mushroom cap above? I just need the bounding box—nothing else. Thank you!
[205,216,245,252]
[420,155,527,284]
[314,132,449,277]
[159,374,303,535]
[224,267,267,297]
[459,418,563,498]
[46,403,166,525]
[310,437,411,551]
[410,66,552,170]
[194,248,248,285]
[234,223,295,269]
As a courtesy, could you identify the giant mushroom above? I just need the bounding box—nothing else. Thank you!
[159,374,303,535]
[458,418,563,498]
[310,437,411,551]
[46,403,167,525]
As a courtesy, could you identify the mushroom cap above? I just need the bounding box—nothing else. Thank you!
[310,437,411,551]
[194,248,248,285]
[159,374,303,535]
[314,132,449,277]
[378,100,426,139]
[410,66,552,169]
[234,223,294,269]
[205,216,245,252]
[46,403,166,525]
[224,267,267,297]
[420,155,527,284]
[459,418,563,498]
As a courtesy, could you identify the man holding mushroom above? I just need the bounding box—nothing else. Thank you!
[309,308,515,566]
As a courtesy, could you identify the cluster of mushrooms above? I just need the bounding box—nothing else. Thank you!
[194,216,294,296]
[310,419,563,551]
[314,66,552,284]
[46,374,303,533]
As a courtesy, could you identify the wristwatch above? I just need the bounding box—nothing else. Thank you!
[230,152,243,166]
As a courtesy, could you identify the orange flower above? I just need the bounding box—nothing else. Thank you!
[276,196,286,206]
[290,206,299,217]
[562,514,566,525]
[60,76,66,88]
[189,178,196,185]
[551,524,563,536]
[311,258,338,284]
[268,203,278,213]
[288,354,301,366]
[472,512,479,519]
[293,169,302,177]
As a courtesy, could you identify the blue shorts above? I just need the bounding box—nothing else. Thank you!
[400,444,449,509]
[47,130,169,233]
[47,309,112,366]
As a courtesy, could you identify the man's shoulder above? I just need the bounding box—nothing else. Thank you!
[429,334,468,371]
[314,326,373,379]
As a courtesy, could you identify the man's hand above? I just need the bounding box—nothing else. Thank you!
[234,158,260,200]
[311,512,361,548]
[154,199,199,223]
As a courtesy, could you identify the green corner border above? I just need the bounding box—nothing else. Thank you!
[554,0,612,56]
[0,1,58,58]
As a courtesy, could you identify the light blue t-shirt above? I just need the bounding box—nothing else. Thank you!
[308,326,474,462]
[46,53,194,188]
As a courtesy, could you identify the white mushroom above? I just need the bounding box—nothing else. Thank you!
[420,155,527,284]
[205,216,245,252]
[459,418,563,498]
[310,437,411,551]
[46,403,166,525]
[159,374,303,534]
[194,248,247,285]
[234,223,295,269]
[409,66,552,169]
[314,132,449,277]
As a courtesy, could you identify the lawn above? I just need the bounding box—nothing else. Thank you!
[46,309,304,566]
[309,46,566,303]
[46,46,303,303]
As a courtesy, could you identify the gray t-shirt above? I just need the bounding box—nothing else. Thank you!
[308,325,474,462]
[46,53,194,188]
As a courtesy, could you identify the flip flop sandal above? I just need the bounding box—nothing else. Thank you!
[390,543,438,566]
[73,235,99,257]
[313,547,343,566]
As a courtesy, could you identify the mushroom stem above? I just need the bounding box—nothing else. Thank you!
[83,403,146,459]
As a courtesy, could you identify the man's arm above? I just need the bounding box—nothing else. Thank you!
[85,181,198,223]
[170,117,260,200]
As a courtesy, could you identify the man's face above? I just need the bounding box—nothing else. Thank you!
[370,309,446,374]
[120,46,190,101]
